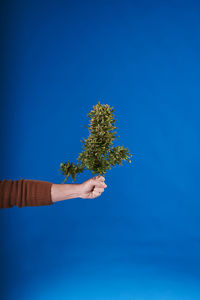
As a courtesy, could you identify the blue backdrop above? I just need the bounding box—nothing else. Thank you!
[1,0,200,299]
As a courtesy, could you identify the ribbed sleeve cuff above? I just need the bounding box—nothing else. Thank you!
[0,179,54,208]
[18,179,54,207]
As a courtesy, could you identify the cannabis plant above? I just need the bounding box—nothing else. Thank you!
[59,101,132,183]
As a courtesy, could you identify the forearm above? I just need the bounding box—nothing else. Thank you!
[51,183,81,203]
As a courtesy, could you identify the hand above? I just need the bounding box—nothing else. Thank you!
[79,175,107,199]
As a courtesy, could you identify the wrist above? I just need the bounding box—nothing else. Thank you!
[51,183,82,203]
[65,183,82,199]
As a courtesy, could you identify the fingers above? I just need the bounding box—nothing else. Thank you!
[91,186,106,198]
[92,176,107,188]
[92,189,103,198]
[93,187,105,193]
[86,176,108,199]
[94,181,107,189]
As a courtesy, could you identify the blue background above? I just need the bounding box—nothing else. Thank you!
[1,0,200,299]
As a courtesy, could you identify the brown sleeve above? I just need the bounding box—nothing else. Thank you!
[0,178,54,208]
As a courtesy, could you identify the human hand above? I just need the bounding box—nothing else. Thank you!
[79,175,107,199]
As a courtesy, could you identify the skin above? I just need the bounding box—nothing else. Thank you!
[51,175,107,203]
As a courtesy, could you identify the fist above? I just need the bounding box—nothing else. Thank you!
[79,175,107,199]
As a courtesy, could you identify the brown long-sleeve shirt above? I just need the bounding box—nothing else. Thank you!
[0,179,54,208]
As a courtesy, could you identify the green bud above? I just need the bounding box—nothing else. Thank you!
[59,102,133,182]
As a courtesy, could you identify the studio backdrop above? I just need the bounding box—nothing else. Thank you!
[1,0,200,299]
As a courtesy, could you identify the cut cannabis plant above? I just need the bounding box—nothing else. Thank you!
[59,101,132,183]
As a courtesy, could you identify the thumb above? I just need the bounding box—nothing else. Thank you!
[93,175,106,182]
[91,177,107,188]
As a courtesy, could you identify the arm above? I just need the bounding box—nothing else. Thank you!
[51,176,107,203]
[0,176,107,208]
